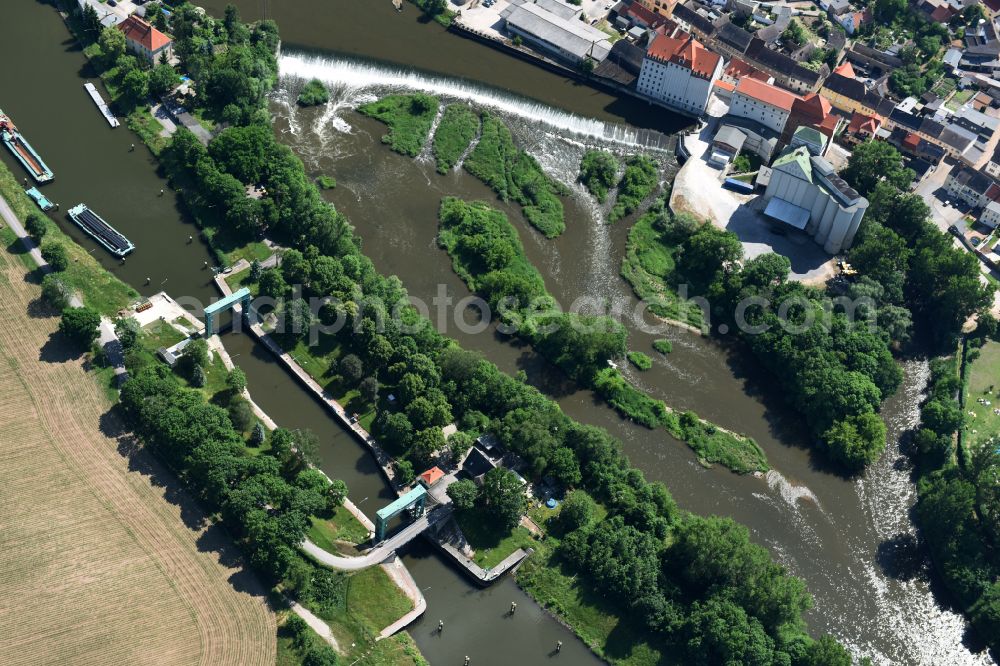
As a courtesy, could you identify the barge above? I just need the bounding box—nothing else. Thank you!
[25,187,55,212]
[0,109,54,183]
[67,203,135,257]
[84,83,119,128]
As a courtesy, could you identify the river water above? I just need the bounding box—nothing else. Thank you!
[2,1,993,664]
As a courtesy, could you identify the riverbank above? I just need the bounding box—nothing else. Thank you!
[0,191,279,666]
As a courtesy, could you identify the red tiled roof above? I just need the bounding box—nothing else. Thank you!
[797,93,832,118]
[418,466,445,486]
[714,79,736,92]
[118,15,171,52]
[818,113,841,134]
[903,132,921,149]
[735,77,798,111]
[725,57,769,81]
[646,31,721,80]
[833,61,856,79]
[986,182,1000,203]
[848,111,881,134]
[930,5,952,22]
[625,2,665,27]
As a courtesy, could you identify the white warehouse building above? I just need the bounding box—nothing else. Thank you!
[762,147,868,254]
[635,30,722,116]
[728,77,797,135]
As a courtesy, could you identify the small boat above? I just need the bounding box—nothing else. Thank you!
[25,187,55,212]
[0,109,54,183]
[67,203,135,257]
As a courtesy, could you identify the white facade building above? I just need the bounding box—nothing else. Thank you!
[763,147,868,254]
[981,201,1000,229]
[728,77,797,135]
[636,30,722,116]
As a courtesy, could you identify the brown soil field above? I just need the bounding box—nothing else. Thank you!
[0,244,276,665]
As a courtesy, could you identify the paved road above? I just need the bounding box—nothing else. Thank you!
[0,193,127,383]
[302,506,452,572]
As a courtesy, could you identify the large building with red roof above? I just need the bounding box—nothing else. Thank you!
[728,77,798,134]
[783,93,841,142]
[636,29,723,116]
[117,15,172,64]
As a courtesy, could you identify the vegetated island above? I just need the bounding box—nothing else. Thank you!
[297,78,329,107]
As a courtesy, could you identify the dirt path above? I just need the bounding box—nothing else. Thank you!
[0,235,276,664]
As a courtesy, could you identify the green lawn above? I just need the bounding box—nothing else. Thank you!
[127,107,168,156]
[454,509,536,569]
[142,320,186,350]
[946,88,975,111]
[223,265,263,297]
[963,341,1000,449]
[345,566,414,633]
[307,505,371,553]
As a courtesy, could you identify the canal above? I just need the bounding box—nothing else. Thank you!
[1,1,993,664]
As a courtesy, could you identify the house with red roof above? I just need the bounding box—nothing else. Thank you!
[782,93,842,143]
[837,9,871,35]
[728,77,798,134]
[117,15,172,65]
[418,466,446,488]
[845,111,882,145]
[636,29,723,116]
[832,61,857,79]
[720,57,772,87]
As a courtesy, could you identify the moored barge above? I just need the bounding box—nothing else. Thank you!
[0,109,54,183]
[67,203,135,257]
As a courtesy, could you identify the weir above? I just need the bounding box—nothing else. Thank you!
[278,51,674,151]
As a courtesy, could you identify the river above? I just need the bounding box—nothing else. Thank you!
[1,1,993,664]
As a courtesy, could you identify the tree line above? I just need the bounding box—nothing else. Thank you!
[912,339,1000,651]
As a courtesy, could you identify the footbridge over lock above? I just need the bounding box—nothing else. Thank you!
[203,287,252,336]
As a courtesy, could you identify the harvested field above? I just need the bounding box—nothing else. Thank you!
[0,242,276,665]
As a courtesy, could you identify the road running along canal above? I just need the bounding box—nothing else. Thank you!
[4,0,993,663]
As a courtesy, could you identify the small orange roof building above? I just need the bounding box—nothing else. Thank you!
[832,61,857,79]
[418,467,445,488]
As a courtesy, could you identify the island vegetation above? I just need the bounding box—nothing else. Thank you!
[620,196,709,331]
[653,339,672,354]
[431,104,480,174]
[627,351,652,370]
[359,93,439,157]
[437,196,767,474]
[609,154,659,223]
[578,149,619,203]
[297,78,330,107]
[462,112,569,237]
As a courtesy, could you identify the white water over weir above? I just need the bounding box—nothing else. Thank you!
[278,51,675,151]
